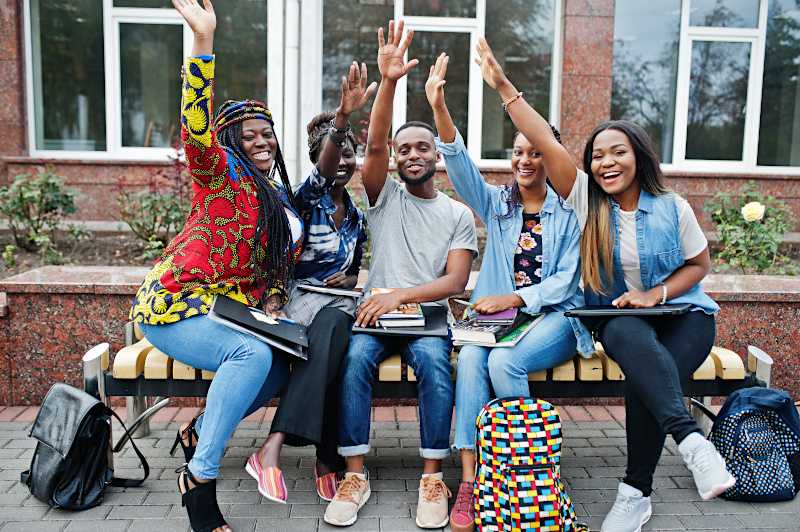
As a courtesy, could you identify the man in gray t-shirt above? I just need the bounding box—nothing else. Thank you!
[324,21,476,530]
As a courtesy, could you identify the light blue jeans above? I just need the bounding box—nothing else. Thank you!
[453,311,577,450]
[140,314,288,478]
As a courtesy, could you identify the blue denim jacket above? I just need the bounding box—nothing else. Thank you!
[436,131,595,357]
[583,189,720,314]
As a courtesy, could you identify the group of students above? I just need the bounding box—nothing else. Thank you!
[129,2,735,532]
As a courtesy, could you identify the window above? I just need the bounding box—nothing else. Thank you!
[25,0,271,158]
[612,0,800,171]
[321,0,561,164]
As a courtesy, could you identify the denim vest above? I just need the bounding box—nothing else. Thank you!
[583,189,719,314]
[437,132,596,357]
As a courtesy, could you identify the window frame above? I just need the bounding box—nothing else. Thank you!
[664,0,800,175]
[23,0,280,161]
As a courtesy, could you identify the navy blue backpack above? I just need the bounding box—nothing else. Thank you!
[698,387,800,502]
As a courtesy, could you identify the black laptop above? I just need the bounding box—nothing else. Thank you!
[565,303,692,317]
[352,304,449,337]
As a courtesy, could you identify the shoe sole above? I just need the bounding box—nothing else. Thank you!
[449,518,474,532]
[416,514,450,529]
[699,474,736,501]
[323,487,371,527]
[245,461,287,505]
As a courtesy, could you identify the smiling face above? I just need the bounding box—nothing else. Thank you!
[511,133,546,190]
[589,128,638,197]
[241,118,278,173]
[334,139,358,186]
[394,126,439,185]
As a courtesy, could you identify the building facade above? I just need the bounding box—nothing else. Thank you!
[1,0,799,228]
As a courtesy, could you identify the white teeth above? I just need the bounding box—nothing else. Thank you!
[252,152,272,161]
[603,172,620,178]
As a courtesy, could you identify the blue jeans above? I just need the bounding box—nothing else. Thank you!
[140,314,288,478]
[453,311,577,450]
[339,333,454,459]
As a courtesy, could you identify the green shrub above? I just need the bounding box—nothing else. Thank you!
[0,168,78,258]
[706,182,792,274]
[2,244,16,270]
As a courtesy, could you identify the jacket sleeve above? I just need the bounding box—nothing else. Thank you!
[513,215,582,314]
[180,55,228,188]
[293,167,335,217]
[435,129,499,224]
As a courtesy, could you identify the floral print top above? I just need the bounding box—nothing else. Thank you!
[514,212,543,288]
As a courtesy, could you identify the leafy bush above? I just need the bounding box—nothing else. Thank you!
[706,182,792,274]
[117,148,191,260]
[0,168,78,261]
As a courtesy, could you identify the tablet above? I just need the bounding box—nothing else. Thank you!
[564,303,692,317]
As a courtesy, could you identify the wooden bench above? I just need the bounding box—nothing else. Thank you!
[82,321,774,445]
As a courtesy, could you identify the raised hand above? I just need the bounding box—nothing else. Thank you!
[338,62,378,117]
[425,53,449,109]
[475,37,508,90]
[377,20,419,81]
[172,0,216,38]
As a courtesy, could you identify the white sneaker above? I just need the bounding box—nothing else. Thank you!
[416,472,451,529]
[600,482,652,532]
[678,432,736,500]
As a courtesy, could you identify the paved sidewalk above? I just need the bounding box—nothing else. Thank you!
[0,406,798,531]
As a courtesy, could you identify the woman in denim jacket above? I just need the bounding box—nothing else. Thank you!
[473,38,733,532]
[425,53,593,532]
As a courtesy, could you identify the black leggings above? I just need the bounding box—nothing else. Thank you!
[583,311,716,496]
[270,306,351,471]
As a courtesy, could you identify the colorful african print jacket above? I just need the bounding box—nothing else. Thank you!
[130,55,302,325]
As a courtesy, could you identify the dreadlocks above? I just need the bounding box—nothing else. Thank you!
[502,124,562,218]
[214,100,296,301]
[306,111,357,163]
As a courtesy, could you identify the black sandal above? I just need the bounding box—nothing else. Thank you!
[170,417,199,462]
[176,465,228,532]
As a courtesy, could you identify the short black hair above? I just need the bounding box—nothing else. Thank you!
[394,120,436,140]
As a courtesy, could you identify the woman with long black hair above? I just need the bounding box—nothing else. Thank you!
[473,37,733,532]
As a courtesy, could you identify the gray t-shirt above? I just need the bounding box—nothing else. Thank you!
[363,177,478,310]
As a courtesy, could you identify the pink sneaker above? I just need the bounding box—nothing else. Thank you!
[245,453,287,504]
[449,481,475,532]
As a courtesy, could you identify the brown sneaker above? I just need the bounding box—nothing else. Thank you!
[323,471,371,527]
[416,473,451,529]
[449,481,475,532]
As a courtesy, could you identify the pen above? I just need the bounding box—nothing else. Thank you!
[452,299,473,307]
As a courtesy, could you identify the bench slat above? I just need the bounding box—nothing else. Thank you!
[407,366,416,382]
[578,352,603,381]
[173,360,200,380]
[552,358,576,381]
[529,370,547,382]
[378,355,402,382]
[595,346,625,381]
[201,370,215,380]
[144,348,172,379]
[710,346,746,380]
[692,355,716,380]
[112,338,154,379]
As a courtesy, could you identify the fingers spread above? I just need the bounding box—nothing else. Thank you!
[378,26,385,48]
[403,58,419,74]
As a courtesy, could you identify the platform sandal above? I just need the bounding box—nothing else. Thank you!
[176,464,230,532]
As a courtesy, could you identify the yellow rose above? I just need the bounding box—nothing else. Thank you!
[741,201,765,222]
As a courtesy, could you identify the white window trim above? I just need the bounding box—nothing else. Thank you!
[669,0,800,175]
[23,0,280,162]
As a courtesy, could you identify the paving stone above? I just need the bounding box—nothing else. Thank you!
[44,506,111,521]
[677,514,743,529]
[0,507,49,520]
[318,518,381,531]
[0,522,65,532]
[127,518,189,532]
[737,513,800,528]
[107,505,171,519]
[64,520,130,532]
[643,514,684,529]
[255,518,317,531]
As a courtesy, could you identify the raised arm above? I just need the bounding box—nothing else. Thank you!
[361,20,418,206]
[476,38,577,199]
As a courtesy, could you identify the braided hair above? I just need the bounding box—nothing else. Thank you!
[502,124,562,217]
[214,100,296,301]
[306,111,357,163]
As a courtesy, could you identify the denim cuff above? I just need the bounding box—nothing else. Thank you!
[338,444,370,457]
[420,447,450,460]
[451,443,475,452]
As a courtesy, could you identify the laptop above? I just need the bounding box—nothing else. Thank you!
[352,304,449,337]
[564,303,692,317]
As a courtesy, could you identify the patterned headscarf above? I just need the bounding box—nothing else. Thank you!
[213,99,273,132]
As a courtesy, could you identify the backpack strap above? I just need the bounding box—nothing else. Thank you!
[689,398,718,422]
[106,408,150,488]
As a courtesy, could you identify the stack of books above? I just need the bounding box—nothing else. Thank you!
[452,309,543,347]
[371,288,426,328]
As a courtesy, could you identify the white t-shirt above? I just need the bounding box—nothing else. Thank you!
[566,169,707,291]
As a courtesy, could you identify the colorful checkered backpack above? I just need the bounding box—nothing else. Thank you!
[474,397,587,531]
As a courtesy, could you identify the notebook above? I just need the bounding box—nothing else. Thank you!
[296,283,363,298]
[564,303,692,317]
[207,296,309,360]
[453,313,544,348]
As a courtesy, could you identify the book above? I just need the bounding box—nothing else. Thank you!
[376,317,426,328]
[475,308,518,324]
[296,283,363,298]
[369,288,426,323]
[453,313,544,347]
[207,295,309,360]
[352,304,448,337]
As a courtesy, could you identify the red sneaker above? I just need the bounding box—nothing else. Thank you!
[449,481,475,532]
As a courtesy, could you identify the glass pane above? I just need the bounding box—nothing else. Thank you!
[405,0,475,18]
[213,0,268,104]
[406,32,470,135]
[685,41,751,160]
[611,0,681,163]
[113,0,171,7]
[322,1,394,152]
[120,23,183,147]
[689,0,760,28]
[757,0,800,166]
[30,0,106,151]
[482,0,555,160]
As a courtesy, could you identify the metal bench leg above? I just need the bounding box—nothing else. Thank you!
[747,346,773,387]
[83,343,112,469]
[690,396,714,434]
[127,397,151,438]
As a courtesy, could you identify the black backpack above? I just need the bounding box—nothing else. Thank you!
[21,383,150,510]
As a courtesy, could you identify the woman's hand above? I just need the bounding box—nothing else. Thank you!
[472,294,524,314]
[338,62,378,118]
[425,53,449,110]
[475,37,509,90]
[263,293,284,318]
[377,20,418,81]
[324,272,358,289]
[172,0,216,38]
[612,288,661,309]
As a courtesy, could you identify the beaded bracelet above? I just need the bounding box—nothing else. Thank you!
[502,92,524,112]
